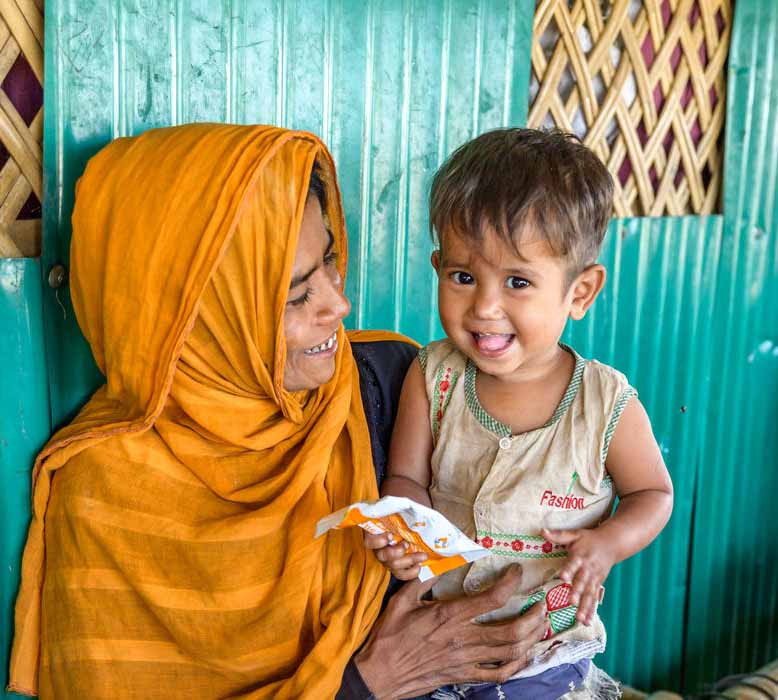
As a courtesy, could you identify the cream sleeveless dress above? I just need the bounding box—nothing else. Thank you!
[418,339,636,678]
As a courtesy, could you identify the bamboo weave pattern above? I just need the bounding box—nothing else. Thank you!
[529,0,732,218]
[0,0,43,258]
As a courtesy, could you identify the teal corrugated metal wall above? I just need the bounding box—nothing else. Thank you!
[684,1,778,691]
[0,260,51,700]
[1,1,776,697]
[565,215,725,690]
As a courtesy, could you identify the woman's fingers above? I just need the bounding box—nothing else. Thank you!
[352,566,548,699]
[443,565,525,623]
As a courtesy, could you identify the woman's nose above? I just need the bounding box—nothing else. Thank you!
[318,270,351,323]
[472,284,503,320]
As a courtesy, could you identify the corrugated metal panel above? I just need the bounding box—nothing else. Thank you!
[564,215,725,691]
[684,1,778,692]
[41,0,532,426]
[7,0,772,696]
[0,259,51,700]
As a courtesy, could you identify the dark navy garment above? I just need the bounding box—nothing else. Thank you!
[336,339,417,700]
[413,659,591,700]
[337,341,591,700]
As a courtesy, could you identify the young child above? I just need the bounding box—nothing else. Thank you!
[365,129,673,698]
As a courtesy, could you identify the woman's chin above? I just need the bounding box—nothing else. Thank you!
[284,357,337,392]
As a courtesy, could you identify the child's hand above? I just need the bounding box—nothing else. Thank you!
[540,527,615,625]
[363,531,428,581]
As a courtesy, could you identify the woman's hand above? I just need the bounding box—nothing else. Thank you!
[541,527,615,625]
[363,531,429,581]
[353,565,547,700]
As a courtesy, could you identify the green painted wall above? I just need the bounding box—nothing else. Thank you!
[0,260,51,700]
[1,0,776,696]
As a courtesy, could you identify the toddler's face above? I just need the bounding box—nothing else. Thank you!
[433,228,586,380]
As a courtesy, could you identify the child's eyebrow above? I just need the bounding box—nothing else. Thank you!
[504,266,541,278]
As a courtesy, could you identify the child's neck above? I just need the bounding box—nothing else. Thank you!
[475,344,576,435]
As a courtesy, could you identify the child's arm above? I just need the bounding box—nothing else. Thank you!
[363,359,435,580]
[542,396,673,624]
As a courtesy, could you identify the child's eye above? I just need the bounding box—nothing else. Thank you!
[324,250,339,266]
[450,271,474,285]
[506,276,530,289]
[287,289,312,307]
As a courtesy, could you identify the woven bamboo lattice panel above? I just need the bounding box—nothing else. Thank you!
[529,0,732,218]
[0,0,43,258]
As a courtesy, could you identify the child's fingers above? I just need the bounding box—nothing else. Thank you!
[372,542,408,563]
[569,568,591,607]
[363,531,391,550]
[558,556,583,585]
[386,552,427,571]
[576,584,598,625]
[392,564,422,581]
[541,527,581,546]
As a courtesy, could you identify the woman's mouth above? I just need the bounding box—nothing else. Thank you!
[303,331,338,357]
[471,331,515,357]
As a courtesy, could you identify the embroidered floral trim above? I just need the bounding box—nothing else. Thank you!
[475,531,568,558]
[431,365,460,440]
[464,344,585,437]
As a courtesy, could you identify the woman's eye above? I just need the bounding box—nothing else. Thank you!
[287,289,311,307]
[324,251,339,266]
[450,271,474,285]
[506,276,530,289]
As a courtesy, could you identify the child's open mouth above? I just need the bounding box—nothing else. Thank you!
[471,332,515,357]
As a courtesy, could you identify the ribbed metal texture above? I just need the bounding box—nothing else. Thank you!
[40,0,532,426]
[684,1,778,692]
[565,215,725,691]
[0,1,770,697]
[0,259,51,700]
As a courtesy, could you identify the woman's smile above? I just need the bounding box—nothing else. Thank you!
[303,330,339,357]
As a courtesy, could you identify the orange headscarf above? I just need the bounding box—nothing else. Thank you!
[9,124,391,698]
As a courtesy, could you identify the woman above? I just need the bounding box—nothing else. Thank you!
[8,124,545,699]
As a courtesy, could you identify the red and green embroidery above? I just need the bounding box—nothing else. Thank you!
[520,582,578,638]
[475,531,567,559]
[431,364,460,440]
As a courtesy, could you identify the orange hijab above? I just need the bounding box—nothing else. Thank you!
[9,124,390,698]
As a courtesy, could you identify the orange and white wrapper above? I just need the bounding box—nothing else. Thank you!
[315,496,489,581]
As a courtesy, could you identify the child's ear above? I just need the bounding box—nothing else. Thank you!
[431,250,441,274]
[569,264,606,320]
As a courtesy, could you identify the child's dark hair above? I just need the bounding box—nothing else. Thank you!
[429,128,614,277]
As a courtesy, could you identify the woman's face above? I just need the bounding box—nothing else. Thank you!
[283,196,351,391]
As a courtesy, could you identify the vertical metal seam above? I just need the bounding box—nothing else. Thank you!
[275,0,287,126]
[225,0,234,123]
[393,0,412,331]
[111,0,122,138]
[322,0,335,148]
[471,0,484,136]
[357,0,375,328]
[430,0,452,341]
[502,0,516,127]
[169,0,178,125]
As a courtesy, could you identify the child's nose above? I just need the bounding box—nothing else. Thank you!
[472,285,503,320]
